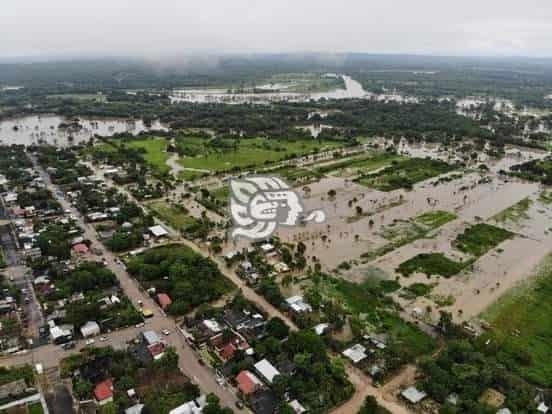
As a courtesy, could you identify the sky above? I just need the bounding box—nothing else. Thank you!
[2,0,552,59]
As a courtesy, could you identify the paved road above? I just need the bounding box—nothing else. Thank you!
[6,153,415,414]
[19,156,246,412]
[86,156,412,414]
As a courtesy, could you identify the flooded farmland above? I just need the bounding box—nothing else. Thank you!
[0,115,167,146]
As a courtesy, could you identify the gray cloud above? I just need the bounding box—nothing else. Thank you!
[2,0,552,59]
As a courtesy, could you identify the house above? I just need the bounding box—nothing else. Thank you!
[157,293,172,310]
[3,192,18,204]
[49,324,73,344]
[236,370,263,396]
[169,395,207,414]
[368,334,387,350]
[342,344,368,364]
[147,342,166,360]
[149,225,169,239]
[260,243,275,254]
[211,332,250,361]
[239,261,254,273]
[80,321,100,338]
[224,250,239,261]
[87,212,109,222]
[142,330,161,346]
[285,296,312,313]
[254,359,280,384]
[94,379,114,405]
[401,386,427,404]
[72,243,89,254]
[274,262,290,273]
[202,319,223,336]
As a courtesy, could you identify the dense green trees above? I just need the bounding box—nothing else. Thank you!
[126,245,233,315]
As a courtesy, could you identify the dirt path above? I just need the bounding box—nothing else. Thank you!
[331,365,414,414]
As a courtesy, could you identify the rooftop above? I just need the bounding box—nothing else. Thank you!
[254,359,280,384]
[94,379,114,402]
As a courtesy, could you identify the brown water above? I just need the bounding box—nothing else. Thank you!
[0,115,167,146]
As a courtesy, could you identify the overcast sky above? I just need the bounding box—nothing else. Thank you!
[2,0,552,59]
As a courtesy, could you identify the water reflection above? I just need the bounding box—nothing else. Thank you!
[0,115,167,146]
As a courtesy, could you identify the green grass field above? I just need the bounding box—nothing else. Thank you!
[177,137,342,173]
[318,275,436,357]
[482,255,552,386]
[361,210,457,262]
[415,210,458,228]
[397,252,469,278]
[453,223,513,257]
[492,197,533,223]
[315,152,405,177]
[125,138,170,174]
[268,165,323,185]
[147,200,198,231]
[355,158,455,191]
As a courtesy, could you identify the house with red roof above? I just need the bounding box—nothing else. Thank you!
[72,243,89,255]
[94,379,114,405]
[236,370,263,396]
[210,332,250,361]
[157,293,172,311]
[147,342,166,360]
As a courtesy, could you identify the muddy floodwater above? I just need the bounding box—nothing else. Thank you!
[219,139,550,325]
[0,115,167,146]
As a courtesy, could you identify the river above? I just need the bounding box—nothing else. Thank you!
[170,75,371,104]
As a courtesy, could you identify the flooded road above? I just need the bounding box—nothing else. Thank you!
[0,115,167,146]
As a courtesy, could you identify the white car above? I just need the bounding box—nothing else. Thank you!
[162,329,170,336]
[99,336,108,342]
[135,322,145,328]
[85,339,95,346]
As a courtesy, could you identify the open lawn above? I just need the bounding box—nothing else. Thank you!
[397,253,469,278]
[453,223,513,257]
[318,275,436,358]
[177,137,342,173]
[355,157,456,191]
[482,255,552,386]
[147,200,199,232]
[124,138,170,174]
[316,152,405,177]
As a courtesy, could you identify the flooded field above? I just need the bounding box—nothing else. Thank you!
[170,75,371,104]
[212,139,551,327]
[0,114,167,146]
